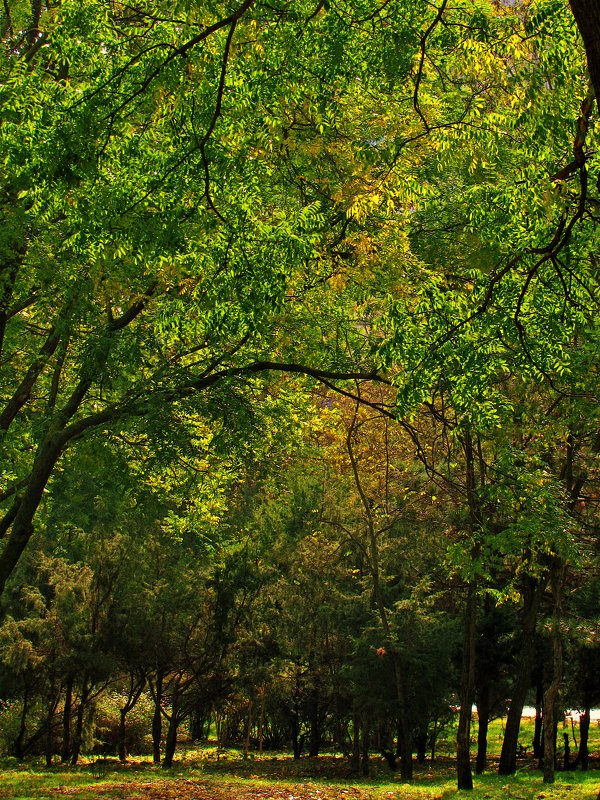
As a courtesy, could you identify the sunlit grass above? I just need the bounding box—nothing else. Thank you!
[1,754,598,800]
[1,718,599,800]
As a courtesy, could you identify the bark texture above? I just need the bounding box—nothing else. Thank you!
[569,0,600,109]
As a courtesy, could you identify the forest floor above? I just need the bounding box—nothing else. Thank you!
[1,753,599,800]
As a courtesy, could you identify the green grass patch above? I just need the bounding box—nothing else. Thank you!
[0,751,598,800]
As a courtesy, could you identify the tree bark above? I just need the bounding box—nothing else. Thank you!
[361,720,370,776]
[152,673,163,765]
[456,583,476,791]
[533,671,543,760]
[0,433,65,598]
[70,683,90,766]
[118,708,128,762]
[569,0,600,109]
[61,677,73,764]
[576,709,590,771]
[542,564,565,784]
[498,579,542,774]
[163,712,179,768]
[475,689,490,774]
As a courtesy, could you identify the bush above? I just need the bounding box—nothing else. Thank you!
[92,691,154,756]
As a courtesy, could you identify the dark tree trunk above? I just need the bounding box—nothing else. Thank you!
[475,690,490,775]
[291,703,302,760]
[118,708,127,762]
[569,0,600,108]
[308,677,321,757]
[498,579,542,775]
[0,434,65,599]
[456,583,476,791]
[163,711,180,768]
[152,673,163,764]
[190,708,207,742]
[543,565,565,784]
[576,709,590,770]
[61,677,73,764]
[415,729,427,764]
[389,650,413,780]
[45,691,59,767]
[361,721,370,776]
[351,713,360,771]
[533,672,543,759]
[70,684,90,766]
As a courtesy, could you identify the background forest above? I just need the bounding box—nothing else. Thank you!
[0,0,598,794]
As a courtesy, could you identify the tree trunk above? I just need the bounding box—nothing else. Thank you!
[308,678,320,758]
[258,688,265,754]
[118,708,128,762]
[61,677,73,764]
[291,705,302,760]
[45,691,59,767]
[0,433,65,599]
[576,709,590,770]
[568,0,600,108]
[498,579,542,775]
[415,729,427,764]
[163,712,179,768]
[152,673,163,765]
[243,702,252,759]
[361,720,370,776]
[392,653,413,781]
[533,671,543,760]
[70,684,90,766]
[456,583,476,791]
[475,690,490,775]
[542,565,565,784]
[351,712,360,772]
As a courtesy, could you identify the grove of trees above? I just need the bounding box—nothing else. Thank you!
[0,0,598,791]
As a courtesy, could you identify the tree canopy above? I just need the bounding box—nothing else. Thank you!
[0,0,598,791]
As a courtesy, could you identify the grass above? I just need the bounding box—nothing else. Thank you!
[0,750,598,800]
[1,717,598,800]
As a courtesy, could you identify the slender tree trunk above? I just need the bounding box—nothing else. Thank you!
[415,728,427,764]
[258,687,265,754]
[498,579,542,774]
[70,683,90,766]
[456,583,476,791]
[45,691,59,767]
[533,672,543,759]
[243,701,252,759]
[351,712,360,772]
[163,712,179,768]
[61,677,73,764]
[308,672,321,757]
[543,564,565,784]
[576,709,590,770]
[475,689,490,774]
[346,404,412,779]
[361,719,370,776]
[118,708,128,762]
[291,705,301,760]
[152,673,163,764]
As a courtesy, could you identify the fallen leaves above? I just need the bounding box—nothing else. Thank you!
[51,779,372,800]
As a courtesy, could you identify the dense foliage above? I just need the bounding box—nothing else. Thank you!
[0,0,598,791]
